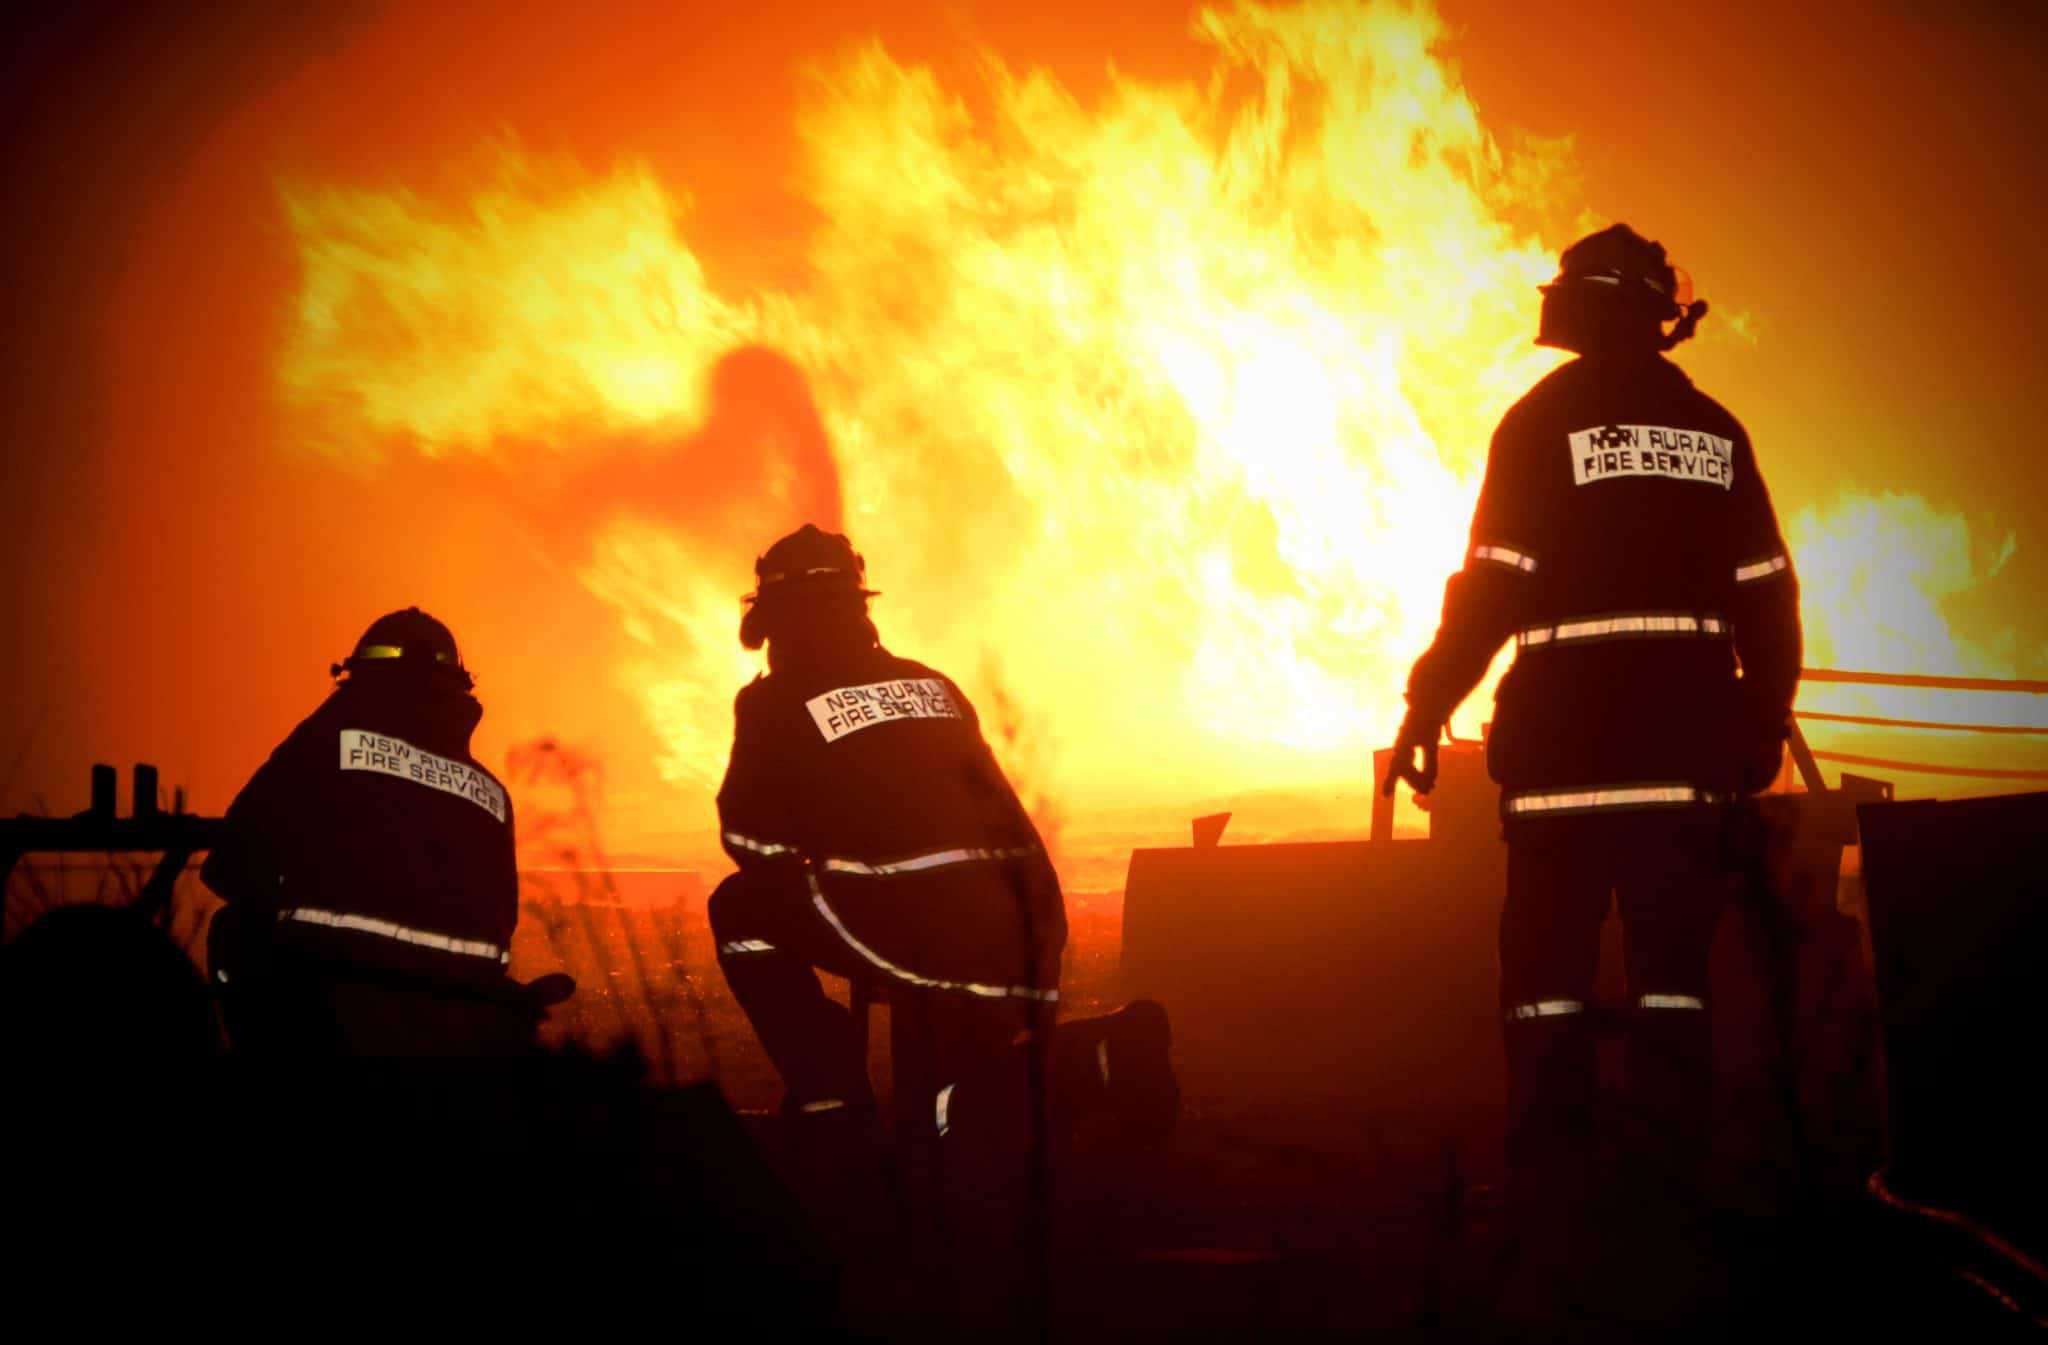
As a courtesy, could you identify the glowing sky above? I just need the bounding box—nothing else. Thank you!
[2,1,2041,869]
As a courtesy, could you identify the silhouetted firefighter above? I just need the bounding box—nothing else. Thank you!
[202,607,562,1055]
[712,525,1178,1149]
[1384,225,1802,1317]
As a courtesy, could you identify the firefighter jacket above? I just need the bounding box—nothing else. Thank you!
[1404,351,1802,824]
[716,645,1066,1002]
[201,682,518,983]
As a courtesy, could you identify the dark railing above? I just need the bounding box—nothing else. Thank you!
[0,764,223,922]
[1795,667,2048,784]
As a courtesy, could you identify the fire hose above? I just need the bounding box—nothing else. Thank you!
[1868,1166,2048,1330]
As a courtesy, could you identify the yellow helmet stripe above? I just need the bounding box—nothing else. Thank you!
[353,644,460,665]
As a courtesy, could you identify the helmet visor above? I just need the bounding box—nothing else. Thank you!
[1646,266,1694,310]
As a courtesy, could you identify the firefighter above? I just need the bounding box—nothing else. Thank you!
[1382,226,1800,1306]
[203,607,551,1056]
[710,525,1177,1149]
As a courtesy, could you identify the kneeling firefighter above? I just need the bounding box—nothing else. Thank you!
[711,525,1178,1149]
[203,608,564,1056]
[1382,227,1801,1287]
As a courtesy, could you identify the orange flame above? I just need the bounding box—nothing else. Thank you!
[274,0,2037,855]
[279,1,1571,847]
[1791,492,2046,740]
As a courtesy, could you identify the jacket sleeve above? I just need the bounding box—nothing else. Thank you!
[715,685,803,870]
[947,679,1050,852]
[494,788,521,945]
[1724,425,1803,737]
[199,748,293,909]
[948,678,1068,978]
[1402,415,1546,731]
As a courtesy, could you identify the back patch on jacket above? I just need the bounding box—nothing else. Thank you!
[806,678,961,743]
[338,729,508,822]
[1568,425,1733,490]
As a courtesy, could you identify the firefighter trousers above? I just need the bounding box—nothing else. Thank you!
[709,867,1088,1134]
[1499,814,1738,1220]
[209,903,535,1059]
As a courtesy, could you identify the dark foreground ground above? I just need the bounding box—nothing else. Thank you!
[5,867,2042,1340]
[736,1098,2030,1342]
[504,874,2043,1339]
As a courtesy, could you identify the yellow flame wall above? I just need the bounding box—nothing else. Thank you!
[280,0,1573,821]
[276,0,2043,856]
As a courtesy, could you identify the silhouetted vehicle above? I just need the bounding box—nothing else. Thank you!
[201,606,549,1056]
[1383,223,1801,1321]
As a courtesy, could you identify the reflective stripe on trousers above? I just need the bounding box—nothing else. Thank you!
[277,907,509,965]
[804,870,1058,1003]
[1506,998,1586,1021]
[821,845,1040,877]
[726,835,1039,877]
[1509,994,1706,1021]
[1517,612,1727,648]
[1503,784,1724,817]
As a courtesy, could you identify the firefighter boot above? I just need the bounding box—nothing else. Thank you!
[1611,996,1723,1326]
[715,944,876,1116]
[1621,995,1713,1207]
[1496,1009,1603,1328]
[938,1000,1181,1154]
[1064,999,1180,1148]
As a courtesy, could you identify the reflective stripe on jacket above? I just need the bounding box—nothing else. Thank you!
[716,648,1065,998]
[1402,352,1801,815]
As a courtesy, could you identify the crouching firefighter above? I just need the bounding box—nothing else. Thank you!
[711,525,1178,1151]
[1382,227,1801,1277]
[203,608,566,1057]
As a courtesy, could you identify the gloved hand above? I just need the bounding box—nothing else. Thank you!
[1380,715,1442,798]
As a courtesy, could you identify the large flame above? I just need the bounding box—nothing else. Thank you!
[1790,492,2046,749]
[279,0,1568,844]
[276,0,2038,863]
[280,148,758,458]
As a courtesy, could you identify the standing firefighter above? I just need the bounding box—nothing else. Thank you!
[711,525,1176,1149]
[203,608,548,1056]
[1383,227,1800,1305]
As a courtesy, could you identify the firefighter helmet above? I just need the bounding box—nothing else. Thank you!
[740,525,877,651]
[1537,223,1708,352]
[332,607,473,691]
[744,525,877,604]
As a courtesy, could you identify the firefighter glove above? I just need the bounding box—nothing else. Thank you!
[1381,716,1442,798]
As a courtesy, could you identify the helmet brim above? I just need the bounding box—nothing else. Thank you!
[743,578,880,605]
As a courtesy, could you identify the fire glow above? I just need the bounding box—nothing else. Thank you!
[273,0,2043,864]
